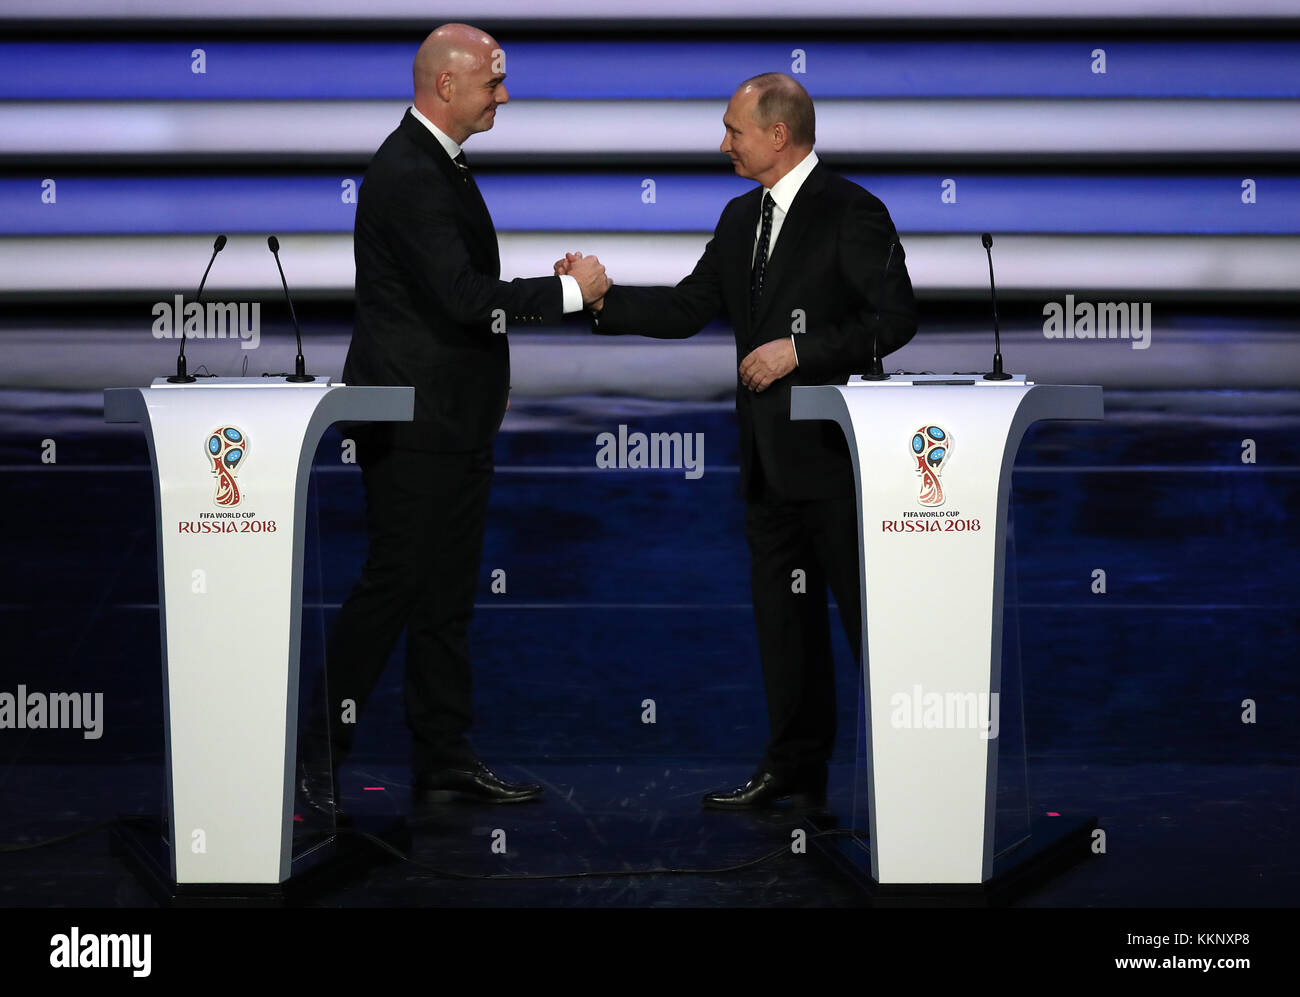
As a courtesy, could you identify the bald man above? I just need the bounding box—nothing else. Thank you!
[560,74,916,810]
[298,25,610,815]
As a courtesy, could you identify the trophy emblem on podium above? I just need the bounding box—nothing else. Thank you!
[910,424,951,507]
[206,425,247,507]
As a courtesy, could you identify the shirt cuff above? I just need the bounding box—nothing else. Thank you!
[559,274,583,314]
[790,335,800,366]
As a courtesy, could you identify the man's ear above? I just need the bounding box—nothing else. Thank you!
[771,121,789,151]
[437,71,454,102]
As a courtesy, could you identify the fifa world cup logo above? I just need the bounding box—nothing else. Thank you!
[206,426,247,507]
[910,424,951,506]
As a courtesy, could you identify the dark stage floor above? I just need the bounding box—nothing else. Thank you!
[0,386,1297,908]
[0,760,1295,907]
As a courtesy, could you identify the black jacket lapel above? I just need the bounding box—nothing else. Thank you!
[398,110,499,273]
[751,162,827,329]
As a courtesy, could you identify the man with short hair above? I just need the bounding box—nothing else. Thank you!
[560,73,916,809]
[299,24,610,814]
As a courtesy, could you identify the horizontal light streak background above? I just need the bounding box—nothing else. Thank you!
[4,0,1299,20]
[2,41,1298,99]
[3,174,1297,236]
[2,233,1295,296]
[9,101,1300,160]
[6,329,1298,393]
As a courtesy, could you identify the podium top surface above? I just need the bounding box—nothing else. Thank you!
[848,373,1034,386]
[146,376,339,389]
[104,379,414,425]
[791,379,1103,427]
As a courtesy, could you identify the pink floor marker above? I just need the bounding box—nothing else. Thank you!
[1046,812,1060,817]
[363,786,385,791]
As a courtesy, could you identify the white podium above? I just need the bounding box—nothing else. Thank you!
[104,377,412,890]
[791,375,1103,891]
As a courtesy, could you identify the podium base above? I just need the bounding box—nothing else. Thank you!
[804,813,1096,907]
[110,814,409,908]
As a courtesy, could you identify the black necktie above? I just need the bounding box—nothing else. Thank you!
[453,150,476,189]
[750,192,774,320]
[452,149,490,225]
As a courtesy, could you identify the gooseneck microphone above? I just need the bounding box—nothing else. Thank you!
[981,232,1012,381]
[168,234,226,383]
[266,236,314,383]
[863,240,897,381]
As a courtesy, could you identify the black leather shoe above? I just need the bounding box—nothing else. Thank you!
[296,758,347,823]
[413,760,543,805]
[701,769,827,811]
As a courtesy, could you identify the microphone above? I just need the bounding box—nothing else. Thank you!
[863,241,896,381]
[981,233,1012,381]
[167,234,226,383]
[266,235,314,383]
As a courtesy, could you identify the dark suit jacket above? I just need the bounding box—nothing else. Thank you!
[344,109,564,451]
[595,160,917,500]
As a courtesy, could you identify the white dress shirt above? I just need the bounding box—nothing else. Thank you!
[752,149,819,365]
[409,105,582,314]
[751,149,819,266]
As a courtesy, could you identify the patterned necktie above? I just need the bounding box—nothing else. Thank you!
[750,192,775,321]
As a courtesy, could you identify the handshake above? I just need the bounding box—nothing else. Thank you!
[553,251,611,311]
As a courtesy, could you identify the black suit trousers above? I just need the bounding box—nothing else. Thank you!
[304,428,492,774]
[745,456,862,780]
